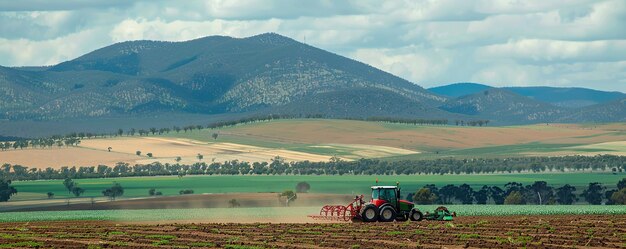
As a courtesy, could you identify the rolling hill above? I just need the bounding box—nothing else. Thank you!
[440,88,568,123]
[0,33,445,121]
[429,83,625,108]
[0,33,625,135]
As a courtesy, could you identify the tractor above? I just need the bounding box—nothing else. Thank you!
[359,185,422,222]
[309,183,455,222]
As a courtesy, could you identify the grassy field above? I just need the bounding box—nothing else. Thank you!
[10,173,625,200]
[0,119,626,168]
[170,119,626,159]
[2,205,626,222]
[1,119,625,168]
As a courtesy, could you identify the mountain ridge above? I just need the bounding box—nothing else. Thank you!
[0,33,624,131]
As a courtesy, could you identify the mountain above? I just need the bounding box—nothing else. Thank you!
[558,98,626,123]
[275,87,460,119]
[505,87,626,108]
[440,88,569,124]
[429,83,625,108]
[1,33,625,135]
[0,33,446,121]
[428,83,492,98]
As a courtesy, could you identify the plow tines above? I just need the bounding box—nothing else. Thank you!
[308,196,364,222]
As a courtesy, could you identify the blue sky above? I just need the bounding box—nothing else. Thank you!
[0,0,625,92]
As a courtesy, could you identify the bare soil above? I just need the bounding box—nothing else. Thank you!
[6,193,355,212]
[0,215,624,248]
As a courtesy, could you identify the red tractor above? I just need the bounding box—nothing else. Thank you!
[359,185,423,222]
[309,184,454,222]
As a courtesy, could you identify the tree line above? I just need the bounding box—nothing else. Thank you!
[1,155,624,181]
[409,178,626,205]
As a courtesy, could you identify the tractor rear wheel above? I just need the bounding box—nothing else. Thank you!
[409,209,423,221]
[360,204,379,222]
[378,206,396,222]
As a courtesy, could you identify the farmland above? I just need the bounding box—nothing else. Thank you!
[1,119,626,168]
[2,205,626,223]
[0,215,624,248]
[9,173,625,201]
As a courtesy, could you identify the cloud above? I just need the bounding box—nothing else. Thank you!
[0,0,624,92]
[478,39,626,64]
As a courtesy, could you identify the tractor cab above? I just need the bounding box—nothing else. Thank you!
[370,186,400,208]
[359,185,422,222]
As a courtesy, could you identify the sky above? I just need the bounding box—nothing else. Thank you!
[0,0,625,92]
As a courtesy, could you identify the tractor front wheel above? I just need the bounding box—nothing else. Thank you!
[409,209,423,221]
[378,206,396,222]
[360,204,379,222]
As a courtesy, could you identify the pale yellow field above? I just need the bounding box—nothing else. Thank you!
[0,136,418,168]
[1,120,623,168]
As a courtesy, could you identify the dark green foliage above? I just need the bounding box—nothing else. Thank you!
[413,188,437,204]
[617,178,626,190]
[556,184,577,205]
[295,182,310,193]
[71,186,85,197]
[473,186,490,204]
[179,189,194,195]
[504,191,524,205]
[0,155,624,181]
[0,180,17,202]
[489,186,506,205]
[455,184,474,204]
[102,182,124,200]
[581,182,605,205]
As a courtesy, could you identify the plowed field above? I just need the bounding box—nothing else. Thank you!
[0,215,624,248]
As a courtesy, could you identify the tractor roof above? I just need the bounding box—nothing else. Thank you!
[371,186,398,189]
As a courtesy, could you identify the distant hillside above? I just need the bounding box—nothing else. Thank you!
[275,87,459,119]
[0,33,625,134]
[505,87,626,108]
[428,83,492,98]
[440,88,568,124]
[0,33,445,121]
[429,83,625,108]
[558,98,626,123]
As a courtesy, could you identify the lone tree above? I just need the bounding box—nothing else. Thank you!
[581,182,605,205]
[146,152,153,157]
[278,190,297,206]
[413,188,437,204]
[175,156,182,163]
[102,183,124,200]
[47,192,55,199]
[228,199,241,208]
[212,133,219,140]
[0,180,17,202]
[63,178,75,193]
[197,153,204,161]
[71,186,85,197]
[295,182,311,193]
[108,147,112,152]
[136,151,141,156]
[149,188,156,196]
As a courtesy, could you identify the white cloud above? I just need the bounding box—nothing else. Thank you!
[0,0,625,92]
[477,39,626,63]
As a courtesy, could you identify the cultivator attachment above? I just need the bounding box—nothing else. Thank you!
[308,195,365,222]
